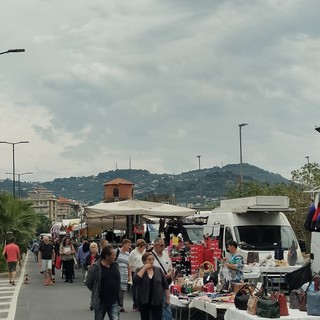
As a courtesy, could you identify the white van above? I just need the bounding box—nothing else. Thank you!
[184,196,303,264]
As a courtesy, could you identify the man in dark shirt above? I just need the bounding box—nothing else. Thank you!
[38,236,55,286]
[86,245,120,320]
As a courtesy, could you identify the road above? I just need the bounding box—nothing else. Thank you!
[0,252,221,320]
[10,252,141,320]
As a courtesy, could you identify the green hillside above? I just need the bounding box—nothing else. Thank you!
[0,163,290,205]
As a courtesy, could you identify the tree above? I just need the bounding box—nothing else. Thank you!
[0,192,39,252]
[291,162,320,188]
[36,214,52,235]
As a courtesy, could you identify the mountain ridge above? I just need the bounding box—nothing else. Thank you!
[0,163,290,205]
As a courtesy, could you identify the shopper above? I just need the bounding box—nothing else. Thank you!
[86,245,121,320]
[133,252,169,320]
[2,237,21,286]
[152,237,173,320]
[38,236,55,286]
[60,237,76,283]
[129,239,147,311]
[116,239,131,312]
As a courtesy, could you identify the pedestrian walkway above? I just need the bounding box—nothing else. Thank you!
[0,278,16,319]
[14,251,142,320]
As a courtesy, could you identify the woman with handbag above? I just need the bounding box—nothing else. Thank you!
[60,237,76,283]
[223,240,244,283]
[133,252,169,320]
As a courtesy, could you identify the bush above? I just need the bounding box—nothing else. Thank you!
[0,246,7,273]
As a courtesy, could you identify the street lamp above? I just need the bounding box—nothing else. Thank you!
[5,172,33,199]
[0,49,25,55]
[239,123,248,185]
[0,141,29,197]
[197,155,203,210]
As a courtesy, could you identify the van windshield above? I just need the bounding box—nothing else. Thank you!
[185,227,204,243]
[234,225,296,250]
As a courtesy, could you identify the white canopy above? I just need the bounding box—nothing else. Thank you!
[84,199,196,220]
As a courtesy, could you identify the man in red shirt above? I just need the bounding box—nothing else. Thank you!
[2,237,21,286]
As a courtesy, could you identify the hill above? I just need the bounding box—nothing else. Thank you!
[0,163,290,205]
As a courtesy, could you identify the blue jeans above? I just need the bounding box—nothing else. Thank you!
[94,302,119,320]
[162,293,173,320]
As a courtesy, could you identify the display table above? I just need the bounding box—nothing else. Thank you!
[170,295,189,320]
[258,266,301,291]
[170,294,235,320]
[188,297,235,319]
[225,307,320,320]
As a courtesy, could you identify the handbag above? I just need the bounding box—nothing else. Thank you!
[247,294,260,315]
[55,255,62,269]
[273,292,289,316]
[289,289,301,309]
[256,299,280,318]
[247,252,259,264]
[307,290,320,316]
[298,290,307,311]
[234,284,251,310]
[203,271,219,285]
[306,273,320,315]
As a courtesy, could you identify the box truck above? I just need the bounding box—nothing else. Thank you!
[184,196,303,264]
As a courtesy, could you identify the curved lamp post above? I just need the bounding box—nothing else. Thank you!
[0,49,25,55]
[0,141,29,197]
[6,172,33,199]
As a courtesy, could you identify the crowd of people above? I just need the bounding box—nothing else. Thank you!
[2,234,244,320]
[6,235,175,320]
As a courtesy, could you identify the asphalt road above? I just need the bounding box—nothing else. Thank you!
[0,252,222,320]
[14,252,141,320]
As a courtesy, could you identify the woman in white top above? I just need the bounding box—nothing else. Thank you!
[116,239,132,312]
[59,237,76,283]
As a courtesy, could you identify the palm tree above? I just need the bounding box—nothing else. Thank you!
[0,192,39,249]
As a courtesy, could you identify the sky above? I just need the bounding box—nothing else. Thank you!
[1,0,320,183]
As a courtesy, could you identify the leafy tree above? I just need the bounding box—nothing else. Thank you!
[291,162,320,188]
[36,214,52,235]
[0,192,39,252]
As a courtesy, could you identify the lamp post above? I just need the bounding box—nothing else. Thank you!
[5,172,33,199]
[239,123,248,185]
[0,49,25,55]
[305,156,310,186]
[0,141,29,197]
[197,155,203,210]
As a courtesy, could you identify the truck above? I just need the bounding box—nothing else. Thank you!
[183,196,304,265]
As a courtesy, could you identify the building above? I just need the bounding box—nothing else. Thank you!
[25,186,57,220]
[103,178,134,202]
[56,196,79,219]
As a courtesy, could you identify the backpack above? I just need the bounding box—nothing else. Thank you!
[32,243,39,253]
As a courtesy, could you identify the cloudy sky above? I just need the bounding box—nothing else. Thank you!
[1,0,320,183]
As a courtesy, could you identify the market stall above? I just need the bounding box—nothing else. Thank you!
[84,199,196,241]
[225,307,320,320]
